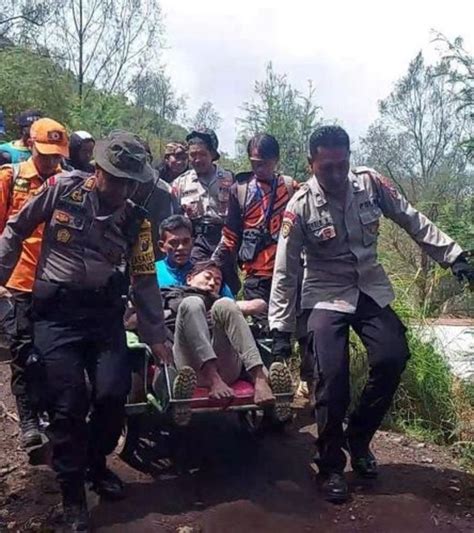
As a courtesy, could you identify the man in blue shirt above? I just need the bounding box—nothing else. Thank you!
[156,215,234,298]
[0,109,42,165]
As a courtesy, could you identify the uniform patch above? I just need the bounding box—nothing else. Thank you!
[281,210,296,238]
[13,178,30,193]
[54,210,71,224]
[317,225,336,240]
[56,228,71,243]
[130,219,155,275]
[70,189,84,203]
[83,177,96,191]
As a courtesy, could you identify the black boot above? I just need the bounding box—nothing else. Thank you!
[62,487,89,532]
[320,472,349,504]
[344,436,379,479]
[15,394,41,448]
[87,465,125,501]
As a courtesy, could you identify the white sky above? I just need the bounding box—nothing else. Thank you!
[158,0,473,155]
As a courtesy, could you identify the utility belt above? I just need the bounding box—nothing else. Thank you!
[238,228,276,263]
[33,276,125,311]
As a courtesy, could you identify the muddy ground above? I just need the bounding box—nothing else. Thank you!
[0,361,473,532]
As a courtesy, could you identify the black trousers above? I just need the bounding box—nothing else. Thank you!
[308,293,409,473]
[243,275,272,323]
[4,291,42,414]
[191,233,241,296]
[33,295,130,495]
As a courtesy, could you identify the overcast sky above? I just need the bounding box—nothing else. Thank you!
[159,0,473,155]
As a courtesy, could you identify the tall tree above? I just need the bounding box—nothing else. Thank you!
[434,32,474,159]
[360,52,472,311]
[191,101,222,131]
[50,0,164,103]
[238,62,321,181]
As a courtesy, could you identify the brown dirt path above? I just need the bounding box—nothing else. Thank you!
[1,362,473,532]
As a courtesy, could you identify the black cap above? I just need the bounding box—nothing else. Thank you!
[93,132,154,183]
[18,109,42,128]
[186,128,220,160]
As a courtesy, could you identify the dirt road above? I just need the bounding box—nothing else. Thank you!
[1,362,473,532]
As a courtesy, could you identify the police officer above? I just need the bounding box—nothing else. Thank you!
[269,126,473,503]
[172,128,239,294]
[0,133,171,531]
[0,118,69,460]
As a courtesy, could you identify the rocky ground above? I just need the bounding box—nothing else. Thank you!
[1,360,473,532]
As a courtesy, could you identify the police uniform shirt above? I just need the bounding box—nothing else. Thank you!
[269,167,464,332]
[0,172,167,344]
[172,165,233,223]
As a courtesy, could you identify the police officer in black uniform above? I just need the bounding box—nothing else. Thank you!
[0,133,171,531]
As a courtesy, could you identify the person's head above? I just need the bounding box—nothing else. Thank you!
[308,126,351,194]
[18,109,42,144]
[30,118,69,178]
[93,132,154,210]
[69,131,95,171]
[247,133,280,181]
[158,215,193,266]
[186,128,219,176]
[163,141,188,180]
[186,260,223,296]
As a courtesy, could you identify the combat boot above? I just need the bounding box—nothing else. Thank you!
[319,472,349,504]
[87,465,125,501]
[15,394,42,448]
[62,487,89,532]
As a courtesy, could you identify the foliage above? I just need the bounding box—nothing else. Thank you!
[0,46,74,135]
[238,62,321,181]
[360,51,472,311]
[191,101,222,131]
[44,0,164,101]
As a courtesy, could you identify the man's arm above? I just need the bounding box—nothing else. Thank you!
[0,178,58,285]
[372,172,464,267]
[212,188,243,265]
[268,206,304,332]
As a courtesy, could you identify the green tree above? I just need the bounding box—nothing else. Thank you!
[0,46,74,135]
[360,52,472,313]
[191,101,222,131]
[238,62,321,181]
[49,0,164,103]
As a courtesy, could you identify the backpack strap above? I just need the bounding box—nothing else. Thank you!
[5,163,21,214]
[281,175,295,198]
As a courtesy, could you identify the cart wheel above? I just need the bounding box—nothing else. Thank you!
[238,409,264,435]
[117,413,142,463]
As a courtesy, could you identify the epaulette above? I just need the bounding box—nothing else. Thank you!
[291,182,311,201]
[352,166,377,175]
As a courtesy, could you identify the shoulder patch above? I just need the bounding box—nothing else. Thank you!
[130,218,155,275]
[375,173,400,199]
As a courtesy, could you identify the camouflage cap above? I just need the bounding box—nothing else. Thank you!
[94,132,154,183]
[186,128,220,160]
[164,141,187,156]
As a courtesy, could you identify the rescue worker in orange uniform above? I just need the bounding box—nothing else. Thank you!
[0,118,69,460]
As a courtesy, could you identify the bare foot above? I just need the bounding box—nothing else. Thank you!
[209,376,235,400]
[253,376,275,406]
